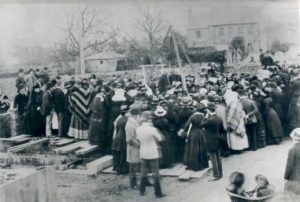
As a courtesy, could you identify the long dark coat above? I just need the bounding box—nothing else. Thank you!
[183,113,208,171]
[153,115,175,168]
[177,106,195,161]
[112,115,128,174]
[27,91,45,137]
[263,98,284,144]
[62,92,72,137]
[166,103,181,162]
[270,88,283,121]
[88,94,106,147]
[202,114,225,153]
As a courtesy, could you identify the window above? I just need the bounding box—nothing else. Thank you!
[219,27,225,36]
[100,60,103,64]
[248,25,253,35]
[238,26,243,35]
[196,30,201,38]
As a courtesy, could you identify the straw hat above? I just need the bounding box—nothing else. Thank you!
[181,96,193,106]
[112,89,126,102]
[154,106,167,117]
[290,128,300,142]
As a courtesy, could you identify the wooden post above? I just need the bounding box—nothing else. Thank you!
[179,43,201,85]
[171,27,187,93]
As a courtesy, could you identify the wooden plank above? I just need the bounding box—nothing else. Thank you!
[190,168,210,179]
[162,163,187,177]
[159,168,169,175]
[101,166,116,174]
[53,138,75,147]
[75,144,99,156]
[178,170,194,181]
[13,138,31,144]
[10,135,31,141]
[8,138,49,153]
[0,135,31,142]
[54,141,89,154]
[86,155,113,174]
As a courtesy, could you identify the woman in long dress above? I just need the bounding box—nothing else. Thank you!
[263,97,284,144]
[224,90,249,152]
[88,88,106,148]
[152,106,175,168]
[183,105,208,171]
[68,79,93,140]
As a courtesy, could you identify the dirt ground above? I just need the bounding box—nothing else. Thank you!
[56,139,300,202]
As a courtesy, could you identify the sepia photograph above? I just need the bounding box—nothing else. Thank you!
[0,0,299,201]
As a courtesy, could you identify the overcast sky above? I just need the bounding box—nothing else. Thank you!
[0,0,298,64]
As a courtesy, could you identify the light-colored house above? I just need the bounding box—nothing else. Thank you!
[187,7,265,52]
[85,52,126,72]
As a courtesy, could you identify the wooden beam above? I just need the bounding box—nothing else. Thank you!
[190,168,210,179]
[178,170,194,181]
[8,138,49,153]
[170,27,188,93]
[52,138,75,147]
[86,155,113,174]
[75,144,99,156]
[161,163,186,177]
[54,141,89,154]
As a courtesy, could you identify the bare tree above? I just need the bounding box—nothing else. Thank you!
[135,8,165,64]
[64,5,117,75]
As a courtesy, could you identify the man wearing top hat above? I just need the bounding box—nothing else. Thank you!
[202,102,225,181]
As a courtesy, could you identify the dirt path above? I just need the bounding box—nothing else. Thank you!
[56,140,298,202]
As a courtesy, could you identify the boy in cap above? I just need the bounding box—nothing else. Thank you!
[136,111,166,198]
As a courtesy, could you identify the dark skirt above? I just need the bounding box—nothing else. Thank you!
[112,150,128,175]
[27,108,45,137]
[61,109,72,137]
[88,112,105,146]
[256,112,266,149]
[159,132,175,168]
[184,128,209,171]
[265,108,284,144]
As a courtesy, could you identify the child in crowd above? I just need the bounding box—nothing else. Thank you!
[227,172,249,197]
[248,175,273,197]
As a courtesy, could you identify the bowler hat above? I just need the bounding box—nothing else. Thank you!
[207,102,216,110]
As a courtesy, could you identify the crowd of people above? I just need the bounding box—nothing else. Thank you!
[12,61,300,197]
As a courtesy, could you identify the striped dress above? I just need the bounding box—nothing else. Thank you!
[68,87,92,140]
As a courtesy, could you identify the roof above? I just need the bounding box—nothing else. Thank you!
[188,7,260,30]
[85,52,126,60]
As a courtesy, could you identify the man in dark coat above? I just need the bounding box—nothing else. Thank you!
[13,88,29,134]
[51,77,65,137]
[284,128,300,195]
[41,82,53,137]
[15,69,26,90]
[202,102,225,181]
